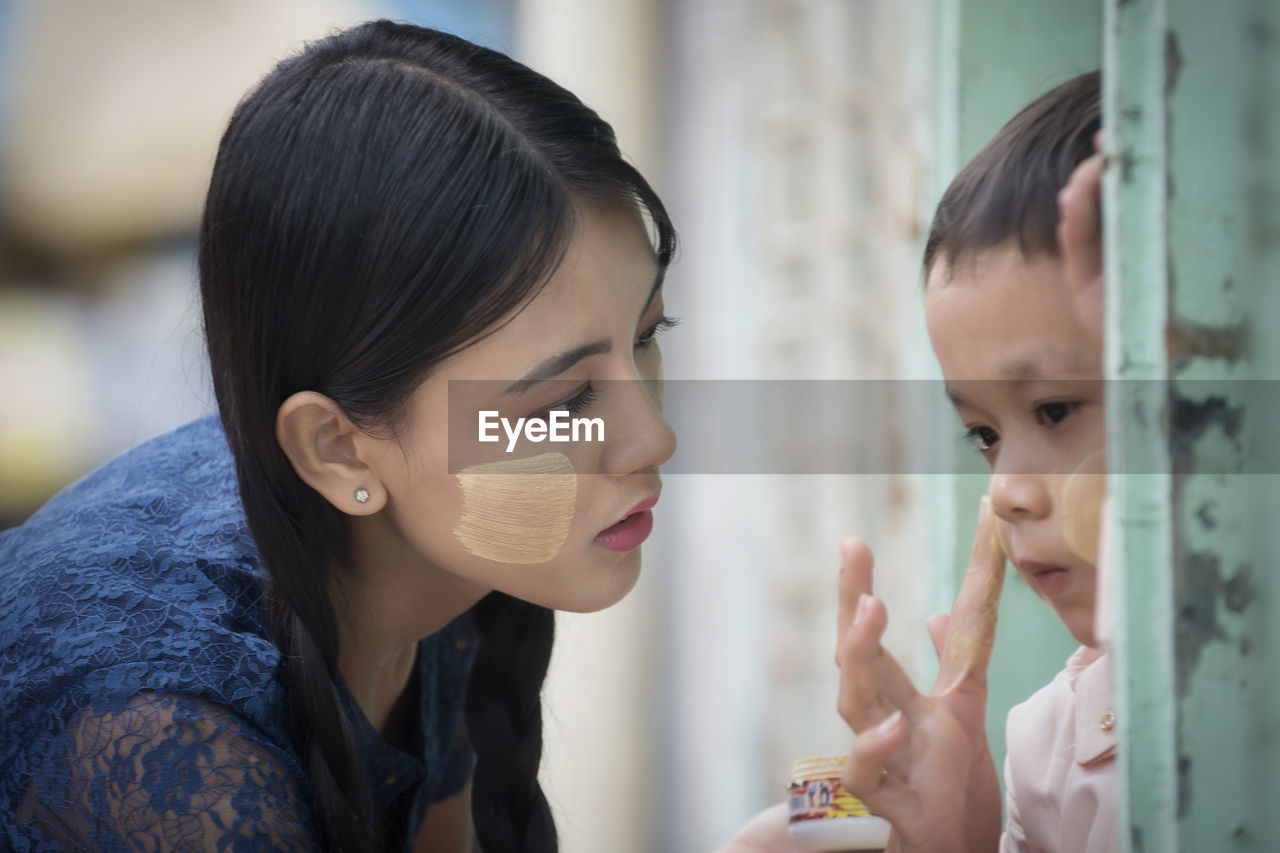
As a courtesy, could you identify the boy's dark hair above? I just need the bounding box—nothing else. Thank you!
[923,69,1100,277]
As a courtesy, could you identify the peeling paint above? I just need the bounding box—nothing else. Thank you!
[1117,144,1137,185]
[1223,564,1254,614]
[1177,754,1193,819]
[1195,501,1218,530]
[1169,394,1246,455]
[1173,549,1227,698]
[1167,319,1250,365]
[1248,13,1273,47]
[1165,30,1185,96]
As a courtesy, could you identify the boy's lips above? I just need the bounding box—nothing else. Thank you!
[1017,559,1071,597]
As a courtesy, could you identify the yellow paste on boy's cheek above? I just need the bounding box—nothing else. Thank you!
[988,477,1015,561]
[453,452,577,564]
[1062,450,1106,566]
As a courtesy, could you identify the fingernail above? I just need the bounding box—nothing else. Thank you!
[853,593,869,625]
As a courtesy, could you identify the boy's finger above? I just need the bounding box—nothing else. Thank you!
[837,595,920,728]
[836,537,874,663]
[1058,151,1106,330]
[840,710,908,799]
[926,612,949,663]
[935,496,1006,693]
[1059,151,1104,254]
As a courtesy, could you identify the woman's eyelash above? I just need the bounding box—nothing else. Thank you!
[538,384,599,420]
[562,385,599,415]
[636,314,680,348]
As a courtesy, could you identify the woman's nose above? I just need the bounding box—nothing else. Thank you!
[600,378,677,476]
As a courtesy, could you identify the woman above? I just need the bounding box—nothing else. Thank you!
[0,20,681,851]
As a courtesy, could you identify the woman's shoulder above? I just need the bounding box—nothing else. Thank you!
[1,413,245,565]
[0,415,287,779]
[0,413,264,626]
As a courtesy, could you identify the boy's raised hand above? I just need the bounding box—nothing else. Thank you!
[1058,131,1107,343]
[835,497,1007,853]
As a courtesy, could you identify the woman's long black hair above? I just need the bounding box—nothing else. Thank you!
[198,20,675,852]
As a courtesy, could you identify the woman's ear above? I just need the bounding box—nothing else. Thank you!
[275,391,386,515]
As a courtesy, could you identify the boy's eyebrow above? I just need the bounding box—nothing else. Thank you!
[945,354,1102,407]
[996,353,1098,380]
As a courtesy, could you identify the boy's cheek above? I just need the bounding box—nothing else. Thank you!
[1062,449,1106,566]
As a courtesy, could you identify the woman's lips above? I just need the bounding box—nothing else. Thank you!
[1019,560,1070,597]
[595,497,658,552]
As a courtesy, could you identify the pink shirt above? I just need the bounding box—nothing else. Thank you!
[1000,646,1118,853]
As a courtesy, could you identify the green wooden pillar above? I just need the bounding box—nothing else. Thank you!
[932,0,1101,798]
[1105,0,1280,849]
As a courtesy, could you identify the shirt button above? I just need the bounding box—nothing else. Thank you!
[1099,711,1116,732]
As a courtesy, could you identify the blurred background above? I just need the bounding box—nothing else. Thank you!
[0,1,1104,850]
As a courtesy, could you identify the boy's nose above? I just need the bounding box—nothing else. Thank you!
[988,472,1052,521]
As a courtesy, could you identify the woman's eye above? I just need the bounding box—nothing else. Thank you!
[963,425,1000,453]
[561,385,598,415]
[1036,401,1079,426]
[539,384,598,420]
[636,314,679,349]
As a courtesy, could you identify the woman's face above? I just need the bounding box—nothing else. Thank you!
[357,203,676,614]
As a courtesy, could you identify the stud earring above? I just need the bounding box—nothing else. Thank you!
[355,488,370,504]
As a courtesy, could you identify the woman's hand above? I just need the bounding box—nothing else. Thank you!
[835,497,1007,853]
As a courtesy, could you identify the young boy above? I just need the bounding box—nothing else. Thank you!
[834,71,1114,853]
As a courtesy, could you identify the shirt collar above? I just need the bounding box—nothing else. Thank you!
[1067,645,1116,767]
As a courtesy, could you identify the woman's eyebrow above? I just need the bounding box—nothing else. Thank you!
[504,341,611,395]
[504,266,666,397]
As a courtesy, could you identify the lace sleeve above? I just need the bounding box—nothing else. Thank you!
[12,691,319,852]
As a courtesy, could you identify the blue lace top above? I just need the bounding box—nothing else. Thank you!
[0,415,476,851]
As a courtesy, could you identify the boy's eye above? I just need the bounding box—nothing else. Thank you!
[636,314,679,349]
[964,425,1000,453]
[1036,401,1079,426]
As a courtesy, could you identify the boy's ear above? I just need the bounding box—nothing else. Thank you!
[275,391,386,515]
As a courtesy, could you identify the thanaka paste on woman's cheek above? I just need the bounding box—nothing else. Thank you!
[452,451,577,563]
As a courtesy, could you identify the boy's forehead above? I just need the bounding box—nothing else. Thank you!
[925,242,1054,289]
[925,244,1103,382]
